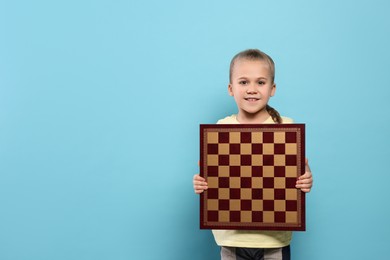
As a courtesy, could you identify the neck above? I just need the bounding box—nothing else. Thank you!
[236,110,271,124]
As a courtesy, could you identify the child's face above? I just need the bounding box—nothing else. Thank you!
[228,59,276,120]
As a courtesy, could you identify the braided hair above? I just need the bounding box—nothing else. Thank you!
[229,49,282,124]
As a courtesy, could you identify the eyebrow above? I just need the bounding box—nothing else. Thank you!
[237,77,268,80]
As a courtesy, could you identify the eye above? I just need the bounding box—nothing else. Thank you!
[258,80,266,85]
[239,80,248,85]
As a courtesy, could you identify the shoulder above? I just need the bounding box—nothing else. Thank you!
[216,114,239,124]
[281,116,294,124]
[263,116,294,124]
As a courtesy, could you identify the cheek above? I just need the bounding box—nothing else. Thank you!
[229,87,242,97]
[263,88,274,97]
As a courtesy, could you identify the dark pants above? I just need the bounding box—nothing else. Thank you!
[221,245,291,260]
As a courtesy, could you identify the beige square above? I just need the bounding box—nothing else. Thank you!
[230,155,241,166]
[219,166,230,177]
[263,212,275,223]
[252,177,263,188]
[207,199,219,210]
[252,132,263,143]
[252,200,263,211]
[219,211,230,222]
[241,188,252,199]
[229,132,241,143]
[274,132,286,143]
[241,166,252,177]
[263,188,274,200]
[286,189,298,200]
[274,200,286,211]
[230,200,241,211]
[240,143,252,154]
[218,144,230,154]
[285,143,297,155]
[286,212,298,223]
[252,155,263,166]
[218,188,230,199]
[207,155,218,166]
[274,155,286,166]
[207,177,219,188]
[263,144,274,154]
[230,177,241,188]
[286,166,298,177]
[241,211,252,222]
[207,132,218,143]
[263,166,275,177]
[274,177,286,188]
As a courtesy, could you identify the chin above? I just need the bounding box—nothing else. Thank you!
[244,109,263,115]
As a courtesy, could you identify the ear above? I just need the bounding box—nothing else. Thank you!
[228,84,234,96]
[270,83,276,97]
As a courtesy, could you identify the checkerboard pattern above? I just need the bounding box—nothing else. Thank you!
[200,124,305,231]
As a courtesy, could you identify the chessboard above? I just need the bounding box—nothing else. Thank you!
[200,124,305,231]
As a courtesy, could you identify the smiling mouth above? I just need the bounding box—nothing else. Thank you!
[244,98,260,102]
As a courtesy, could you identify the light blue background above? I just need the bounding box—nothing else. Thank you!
[1,0,389,259]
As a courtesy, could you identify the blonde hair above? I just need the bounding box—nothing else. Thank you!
[229,49,282,124]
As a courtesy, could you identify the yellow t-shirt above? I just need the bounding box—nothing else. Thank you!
[212,114,294,248]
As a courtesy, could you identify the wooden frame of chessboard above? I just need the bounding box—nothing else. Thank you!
[200,124,305,231]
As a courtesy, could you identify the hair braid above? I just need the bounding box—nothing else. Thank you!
[266,105,282,124]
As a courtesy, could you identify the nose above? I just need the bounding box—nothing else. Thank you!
[246,83,258,94]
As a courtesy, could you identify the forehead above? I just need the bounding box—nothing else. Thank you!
[231,58,271,78]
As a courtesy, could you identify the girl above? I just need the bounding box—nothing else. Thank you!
[193,49,313,260]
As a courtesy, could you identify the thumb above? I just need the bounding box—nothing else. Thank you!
[305,158,311,172]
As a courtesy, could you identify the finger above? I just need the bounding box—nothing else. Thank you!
[296,180,312,187]
[305,158,311,172]
[297,181,312,188]
[193,177,205,183]
[195,189,206,194]
[296,179,312,191]
[296,183,311,191]
[298,170,312,180]
[193,180,208,187]
[194,184,208,194]
[296,176,312,184]
[193,178,208,186]
[193,174,205,182]
[193,178,206,185]
[194,184,208,189]
[297,173,312,181]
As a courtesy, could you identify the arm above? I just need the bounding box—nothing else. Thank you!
[296,158,313,193]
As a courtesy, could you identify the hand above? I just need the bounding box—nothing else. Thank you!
[296,158,313,193]
[193,174,208,194]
